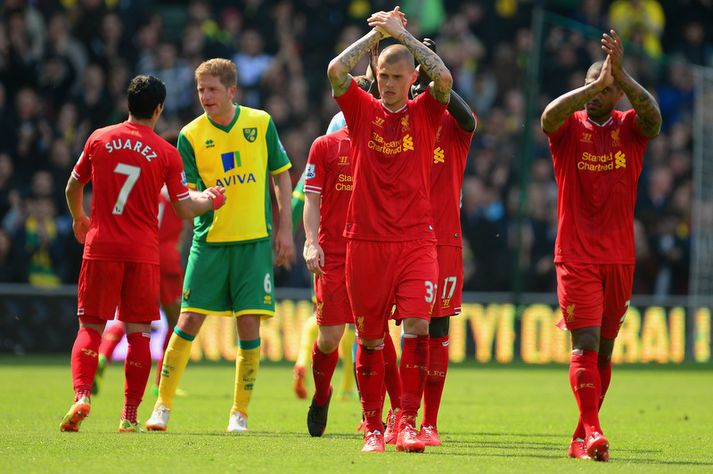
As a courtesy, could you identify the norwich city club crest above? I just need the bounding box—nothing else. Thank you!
[243,127,257,142]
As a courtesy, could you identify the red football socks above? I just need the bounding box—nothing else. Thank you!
[356,343,385,431]
[598,358,612,404]
[382,333,401,411]
[400,335,429,423]
[71,327,102,400]
[124,331,152,419]
[312,341,339,406]
[573,356,613,440]
[99,323,126,362]
[422,335,449,427]
[569,351,602,437]
[122,404,138,424]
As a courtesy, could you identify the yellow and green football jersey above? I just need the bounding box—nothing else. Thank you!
[178,105,291,244]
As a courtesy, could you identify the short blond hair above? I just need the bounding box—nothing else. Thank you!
[378,45,415,69]
[195,58,237,88]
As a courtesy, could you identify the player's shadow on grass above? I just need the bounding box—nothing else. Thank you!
[457,434,661,454]
[462,431,561,438]
[157,431,362,440]
[429,452,713,466]
[617,458,713,467]
[449,439,659,454]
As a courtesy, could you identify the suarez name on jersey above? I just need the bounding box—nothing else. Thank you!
[335,79,446,242]
[303,127,353,262]
[71,121,190,264]
[546,109,649,264]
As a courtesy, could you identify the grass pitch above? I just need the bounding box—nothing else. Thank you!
[1,356,711,473]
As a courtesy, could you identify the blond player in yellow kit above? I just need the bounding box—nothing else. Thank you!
[146,58,295,432]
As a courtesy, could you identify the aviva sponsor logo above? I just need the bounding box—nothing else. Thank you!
[221,151,242,172]
[218,150,256,186]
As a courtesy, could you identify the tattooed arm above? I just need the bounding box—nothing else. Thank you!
[541,56,614,133]
[367,8,452,104]
[602,30,662,138]
[327,30,383,97]
[615,70,662,137]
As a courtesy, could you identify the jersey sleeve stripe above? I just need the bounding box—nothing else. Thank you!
[176,191,190,200]
[269,162,292,176]
[71,170,81,180]
[303,185,322,193]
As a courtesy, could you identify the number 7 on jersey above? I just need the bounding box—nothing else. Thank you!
[113,163,141,215]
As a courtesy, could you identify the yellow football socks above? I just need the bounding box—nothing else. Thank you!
[296,316,319,368]
[156,328,194,410]
[232,339,261,415]
[339,326,356,395]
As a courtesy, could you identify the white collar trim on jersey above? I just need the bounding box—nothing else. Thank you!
[587,116,614,127]
[381,102,407,114]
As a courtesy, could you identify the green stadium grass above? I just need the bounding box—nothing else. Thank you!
[1,356,711,473]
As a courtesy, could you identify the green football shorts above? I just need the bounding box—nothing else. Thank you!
[181,239,275,318]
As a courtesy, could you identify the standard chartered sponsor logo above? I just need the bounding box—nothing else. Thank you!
[335,173,353,191]
[367,131,412,155]
[577,150,625,172]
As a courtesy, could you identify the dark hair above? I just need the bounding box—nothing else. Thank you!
[127,75,166,119]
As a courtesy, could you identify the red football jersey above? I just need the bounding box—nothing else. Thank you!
[336,79,446,241]
[303,127,352,263]
[547,109,649,264]
[158,191,184,269]
[430,111,476,247]
[72,121,190,264]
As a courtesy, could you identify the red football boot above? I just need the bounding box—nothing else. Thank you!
[567,438,591,459]
[362,429,385,453]
[586,432,610,462]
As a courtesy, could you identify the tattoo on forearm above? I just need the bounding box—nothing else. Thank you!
[617,73,662,137]
[331,30,381,92]
[396,31,451,102]
[542,85,600,131]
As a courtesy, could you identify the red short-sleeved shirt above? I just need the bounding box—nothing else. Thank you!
[546,109,649,264]
[72,121,190,264]
[303,127,352,262]
[335,79,446,241]
[430,112,476,247]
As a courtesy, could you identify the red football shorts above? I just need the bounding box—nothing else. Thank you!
[159,245,183,306]
[346,239,437,340]
[431,245,463,318]
[160,269,183,306]
[314,260,353,326]
[77,259,161,323]
[555,262,635,339]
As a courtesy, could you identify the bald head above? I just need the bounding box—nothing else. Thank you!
[378,44,415,70]
[585,60,605,84]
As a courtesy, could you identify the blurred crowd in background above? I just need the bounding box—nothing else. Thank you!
[1,0,710,296]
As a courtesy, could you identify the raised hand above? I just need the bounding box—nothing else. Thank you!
[596,55,615,89]
[367,6,407,39]
[601,29,624,77]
